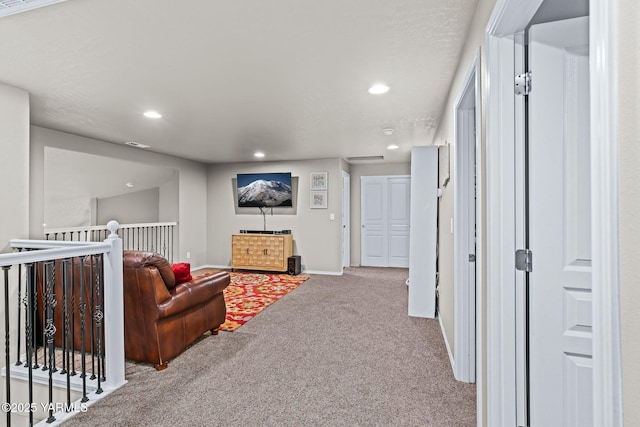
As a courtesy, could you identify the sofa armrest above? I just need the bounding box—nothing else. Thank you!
[157,271,230,319]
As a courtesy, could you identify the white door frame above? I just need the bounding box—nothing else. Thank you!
[342,170,351,269]
[453,48,481,384]
[485,0,622,426]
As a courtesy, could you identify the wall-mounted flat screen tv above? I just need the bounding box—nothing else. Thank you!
[237,172,293,208]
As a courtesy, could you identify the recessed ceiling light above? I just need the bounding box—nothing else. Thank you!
[126,182,134,188]
[143,110,162,119]
[254,152,265,158]
[368,83,390,95]
[387,144,399,150]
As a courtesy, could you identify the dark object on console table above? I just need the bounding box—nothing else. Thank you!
[122,251,229,370]
[239,229,291,234]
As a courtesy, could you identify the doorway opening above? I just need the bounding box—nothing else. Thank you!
[453,49,480,384]
[485,0,621,425]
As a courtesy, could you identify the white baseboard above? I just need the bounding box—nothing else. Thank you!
[192,265,342,276]
[302,269,343,276]
[439,315,456,377]
[192,264,230,271]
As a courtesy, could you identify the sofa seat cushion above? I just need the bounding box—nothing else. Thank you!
[157,271,230,319]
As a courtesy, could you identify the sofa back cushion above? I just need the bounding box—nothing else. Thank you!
[123,251,177,290]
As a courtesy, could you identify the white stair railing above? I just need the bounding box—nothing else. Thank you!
[45,221,176,263]
[1,220,126,426]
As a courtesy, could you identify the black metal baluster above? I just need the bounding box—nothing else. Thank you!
[41,263,47,371]
[89,258,96,380]
[25,263,35,427]
[32,264,39,369]
[99,254,106,382]
[3,265,12,427]
[93,255,104,394]
[62,258,72,410]
[61,266,67,375]
[15,260,22,366]
[79,257,88,403]
[70,257,76,376]
[22,263,30,369]
[50,261,57,374]
[44,261,56,423]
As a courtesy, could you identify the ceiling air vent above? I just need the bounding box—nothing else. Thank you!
[0,0,68,18]
[346,155,384,162]
[124,141,150,149]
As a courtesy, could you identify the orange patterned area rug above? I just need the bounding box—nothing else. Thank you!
[196,272,309,332]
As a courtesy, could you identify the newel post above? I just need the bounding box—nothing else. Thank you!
[103,220,126,389]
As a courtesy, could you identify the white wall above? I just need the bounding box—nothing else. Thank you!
[348,162,411,266]
[207,159,344,273]
[45,196,94,228]
[431,0,495,424]
[30,126,209,266]
[618,0,640,423]
[159,171,179,222]
[0,81,30,407]
[97,187,159,224]
[0,83,30,250]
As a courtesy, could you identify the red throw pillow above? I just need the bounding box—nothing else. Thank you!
[171,263,192,285]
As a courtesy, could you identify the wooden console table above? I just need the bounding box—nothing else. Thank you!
[231,233,293,272]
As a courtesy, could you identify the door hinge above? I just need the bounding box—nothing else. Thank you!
[515,249,533,272]
[515,72,532,96]
[469,254,476,262]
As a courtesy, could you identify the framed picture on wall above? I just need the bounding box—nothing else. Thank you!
[310,172,328,190]
[310,191,328,209]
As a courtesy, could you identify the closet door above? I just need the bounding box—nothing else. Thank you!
[361,176,411,268]
[388,177,411,268]
[361,177,388,267]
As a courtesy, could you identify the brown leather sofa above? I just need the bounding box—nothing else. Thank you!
[122,251,230,370]
[37,251,230,371]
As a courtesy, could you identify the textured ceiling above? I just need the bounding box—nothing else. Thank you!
[0,0,478,164]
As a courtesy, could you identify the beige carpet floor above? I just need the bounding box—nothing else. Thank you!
[64,267,476,426]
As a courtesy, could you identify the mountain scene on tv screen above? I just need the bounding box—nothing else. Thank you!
[238,179,292,207]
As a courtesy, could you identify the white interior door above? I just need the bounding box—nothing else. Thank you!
[361,177,388,266]
[342,171,351,268]
[528,16,592,427]
[388,177,410,268]
[361,176,411,268]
